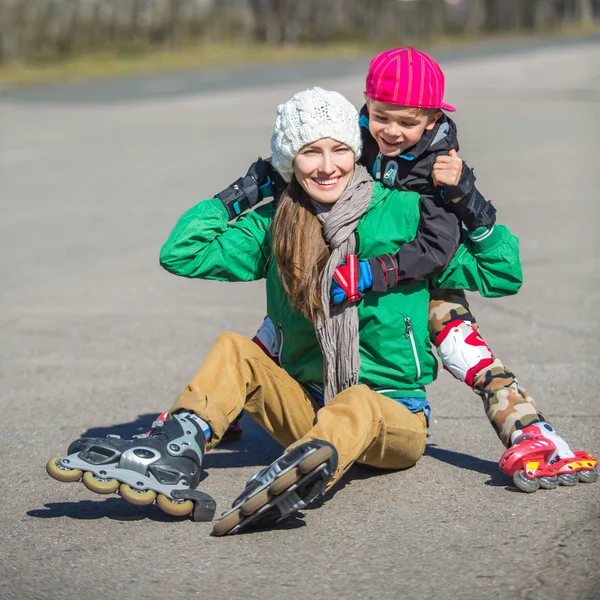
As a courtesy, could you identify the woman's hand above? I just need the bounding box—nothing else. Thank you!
[432,149,463,187]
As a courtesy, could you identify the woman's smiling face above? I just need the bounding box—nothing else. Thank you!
[293,138,355,204]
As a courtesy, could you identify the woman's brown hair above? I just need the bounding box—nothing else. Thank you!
[272,177,329,322]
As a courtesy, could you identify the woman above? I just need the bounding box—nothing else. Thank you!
[46,88,529,536]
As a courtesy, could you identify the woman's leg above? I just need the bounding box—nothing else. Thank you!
[288,384,427,488]
[47,332,318,520]
[170,332,318,450]
[213,384,426,535]
[222,317,281,441]
[428,289,544,448]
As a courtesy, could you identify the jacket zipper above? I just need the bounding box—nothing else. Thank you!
[276,321,284,364]
[404,317,422,380]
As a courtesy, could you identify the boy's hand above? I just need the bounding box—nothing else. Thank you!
[331,257,373,304]
[433,149,463,187]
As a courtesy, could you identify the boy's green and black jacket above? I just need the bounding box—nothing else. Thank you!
[160,182,521,402]
[359,105,496,286]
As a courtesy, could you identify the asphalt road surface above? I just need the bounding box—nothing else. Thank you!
[1,39,599,600]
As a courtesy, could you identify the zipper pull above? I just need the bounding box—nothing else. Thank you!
[404,317,412,336]
[374,154,382,180]
[276,321,284,357]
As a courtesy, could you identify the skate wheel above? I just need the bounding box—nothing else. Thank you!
[269,445,333,496]
[298,445,334,474]
[212,509,244,537]
[578,467,598,483]
[82,471,119,494]
[46,457,83,483]
[558,473,578,486]
[269,468,302,496]
[538,475,559,490]
[119,484,156,506]
[240,488,273,517]
[156,494,193,517]
[513,470,540,493]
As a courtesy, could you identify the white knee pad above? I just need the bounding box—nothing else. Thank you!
[435,320,494,386]
[253,316,280,362]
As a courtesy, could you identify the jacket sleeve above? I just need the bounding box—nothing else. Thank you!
[159,198,273,282]
[392,192,461,285]
[432,225,523,297]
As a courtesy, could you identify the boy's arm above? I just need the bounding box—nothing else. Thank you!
[381,193,462,285]
[333,223,521,305]
[214,157,287,220]
[431,225,523,297]
[364,191,461,291]
[159,198,273,282]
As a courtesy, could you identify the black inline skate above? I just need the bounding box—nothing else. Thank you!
[212,440,337,536]
[46,411,216,521]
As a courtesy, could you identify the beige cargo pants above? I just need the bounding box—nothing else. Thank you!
[170,332,427,488]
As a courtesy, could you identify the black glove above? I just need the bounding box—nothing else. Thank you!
[442,163,496,231]
[215,157,286,221]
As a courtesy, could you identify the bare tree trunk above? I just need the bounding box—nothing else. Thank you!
[465,0,486,34]
[580,0,595,24]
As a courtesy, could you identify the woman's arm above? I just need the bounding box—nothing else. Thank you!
[432,225,523,297]
[159,198,274,282]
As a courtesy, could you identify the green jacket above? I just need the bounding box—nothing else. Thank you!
[160,183,522,399]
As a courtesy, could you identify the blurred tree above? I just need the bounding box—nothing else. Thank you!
[0,0,598,65]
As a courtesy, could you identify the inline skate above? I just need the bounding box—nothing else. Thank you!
[213,440,337,536]
[46,411,216,520]
[499,423,598,493]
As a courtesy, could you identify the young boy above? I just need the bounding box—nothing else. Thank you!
[212,48,596,489]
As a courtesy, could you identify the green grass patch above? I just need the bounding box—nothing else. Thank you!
[0,42,379,87]
[1,24,598,88]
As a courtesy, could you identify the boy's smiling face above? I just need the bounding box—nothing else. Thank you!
[365,96,441,157]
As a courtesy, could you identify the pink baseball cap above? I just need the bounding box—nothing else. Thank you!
[365,47,455,112]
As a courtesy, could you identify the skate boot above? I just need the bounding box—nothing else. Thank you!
[212,440,338,536]
[46,412,216,521]
[499,423,598,493]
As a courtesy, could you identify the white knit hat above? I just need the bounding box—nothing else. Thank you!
[270,87,362,182]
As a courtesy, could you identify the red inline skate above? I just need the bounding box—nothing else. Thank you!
[499,423,598,493]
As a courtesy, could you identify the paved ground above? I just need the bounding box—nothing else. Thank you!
[1,39,599,600]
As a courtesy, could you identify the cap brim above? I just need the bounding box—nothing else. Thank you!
[441,102,456,112]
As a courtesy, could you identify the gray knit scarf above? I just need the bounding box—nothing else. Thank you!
[311,164,374,404]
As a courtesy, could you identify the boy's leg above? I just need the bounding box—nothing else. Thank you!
[170,332,317,450]
[428,289,544,448]
[428,290,597,492]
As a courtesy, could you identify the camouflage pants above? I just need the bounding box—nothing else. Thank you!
[428,289,545,448]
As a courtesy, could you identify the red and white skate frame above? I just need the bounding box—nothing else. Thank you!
[499,428,597,492]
